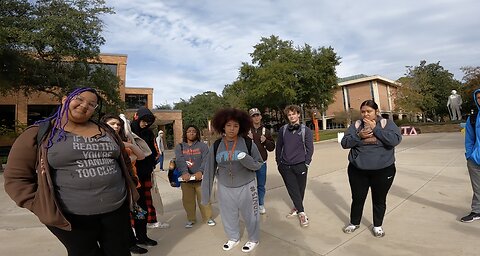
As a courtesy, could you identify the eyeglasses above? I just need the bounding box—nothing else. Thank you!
[72,95,98,110]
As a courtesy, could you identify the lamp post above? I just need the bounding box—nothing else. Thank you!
[312,109,320,141]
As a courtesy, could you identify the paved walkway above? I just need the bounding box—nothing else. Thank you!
[1,132,478,256]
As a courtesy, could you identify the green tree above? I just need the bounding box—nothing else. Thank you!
[222,81,248,109]
[226,35,340,119]
[396,61,460,120]
[460,66,480,114]
[174,91,227,130]
[155,103,173,110]
[0,0,122,110]
[395,76,425,115]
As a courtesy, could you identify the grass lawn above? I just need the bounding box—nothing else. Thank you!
[318,129,344,141]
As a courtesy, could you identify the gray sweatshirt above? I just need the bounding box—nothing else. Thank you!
[201,137,263,205]
[174,141,209,175]
[341,117,402,170]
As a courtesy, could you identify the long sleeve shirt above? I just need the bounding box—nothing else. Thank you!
[201,137,263,205]
[174,141,209,175]
[275,124,314,165]
[341,117,402,170]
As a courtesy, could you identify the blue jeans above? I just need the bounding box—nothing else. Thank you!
[256,162,267,206]
[156,153,164,170]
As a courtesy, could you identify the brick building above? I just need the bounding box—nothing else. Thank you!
[319,74,400,129]
[0,53,183,146]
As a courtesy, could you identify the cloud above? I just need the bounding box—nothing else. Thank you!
[101,0,480,105]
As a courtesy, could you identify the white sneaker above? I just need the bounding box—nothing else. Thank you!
[185,221,194,228]
[147,222,170,229]
[298,212,309,227]
[259,205,266,215]
[343,224,360,234]
[158,222,170,229]
[241,241,259,253]
[207,219,216,226]
[147,222,158,229]
[223,240,240,251]
[286,208,298,218]
[372,226,385,238]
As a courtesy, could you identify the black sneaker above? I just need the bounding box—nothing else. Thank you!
[460,212,480,222]
[129,245,148,254]
[137,238,158,246]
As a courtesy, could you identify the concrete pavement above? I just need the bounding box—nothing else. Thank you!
[1,132,479,256]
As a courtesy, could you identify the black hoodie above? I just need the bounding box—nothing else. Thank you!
[131,107,158,180]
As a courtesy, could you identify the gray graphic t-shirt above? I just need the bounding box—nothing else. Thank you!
[48,132,126,215]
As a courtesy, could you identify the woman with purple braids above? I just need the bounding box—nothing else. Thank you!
[4,87,139,256]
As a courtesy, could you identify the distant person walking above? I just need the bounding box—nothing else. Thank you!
[275,105,314,227]
[461,89,480,223]
[341,100,402,237]
[247,108,275,214]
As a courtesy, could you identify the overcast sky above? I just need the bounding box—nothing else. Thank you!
[101,0,480,106]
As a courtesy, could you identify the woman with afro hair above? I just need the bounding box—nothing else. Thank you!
[201,108,264,253]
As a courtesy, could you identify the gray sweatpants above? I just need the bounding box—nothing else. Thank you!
[467,160,480,213]
[218,179,260,242]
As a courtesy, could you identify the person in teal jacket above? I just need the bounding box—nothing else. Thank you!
[462,88,480,222]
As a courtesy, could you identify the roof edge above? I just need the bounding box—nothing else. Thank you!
[338,75,399,87]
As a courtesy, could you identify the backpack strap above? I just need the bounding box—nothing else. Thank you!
[178,143,188,173]
[354,120,362,129]
[470,111,477,127]
[470,111,478,137]
[245,137,253,156]
[213,138,222,172]
[380,119,387,128]
[300,124,306,152]
[213,137,252,172]
[36,121,51,148]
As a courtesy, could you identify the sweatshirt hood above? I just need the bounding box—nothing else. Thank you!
[473,89,480,110]
[131,107,155,133]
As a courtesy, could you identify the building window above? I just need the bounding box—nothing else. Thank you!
[125,94,148,109]
[28,105,59,125]
[0,105,15,129]
[88,63,118,75]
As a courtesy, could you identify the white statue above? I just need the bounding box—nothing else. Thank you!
[447,90,462,121]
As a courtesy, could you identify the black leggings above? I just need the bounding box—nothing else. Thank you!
[47,203,131,256]
[347,163,396,227]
